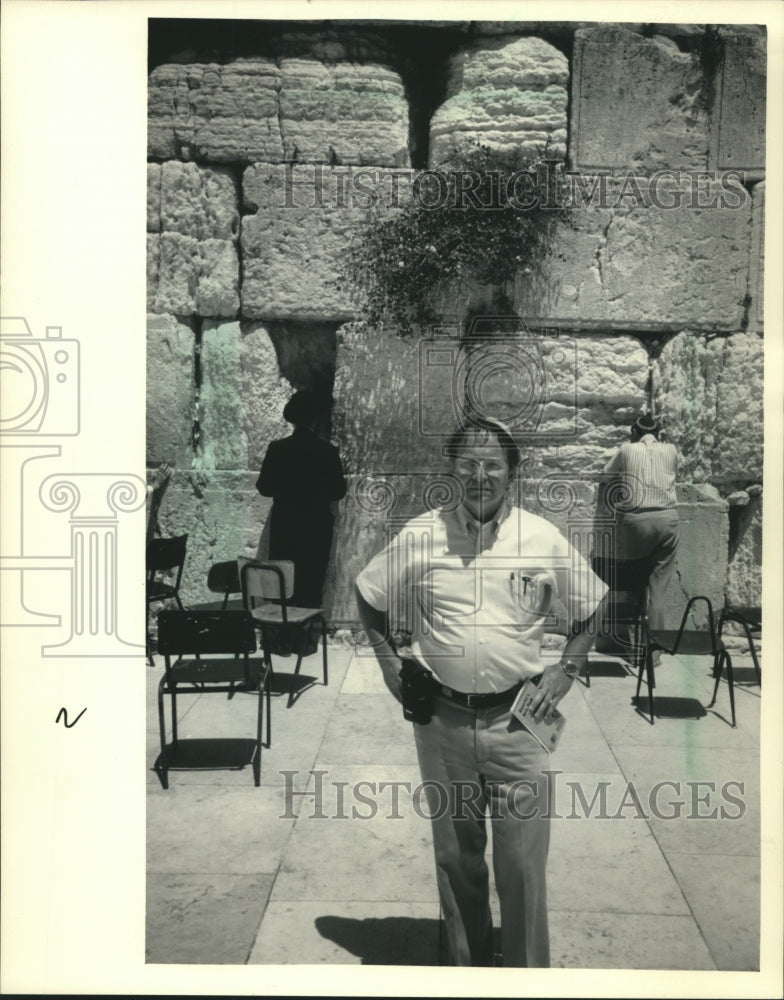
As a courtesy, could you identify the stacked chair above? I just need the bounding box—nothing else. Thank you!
[145,533,188,664]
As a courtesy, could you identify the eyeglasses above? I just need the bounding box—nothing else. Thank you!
[453,459,508,478]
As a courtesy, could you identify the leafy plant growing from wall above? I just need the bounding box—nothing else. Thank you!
[338,143,573,336]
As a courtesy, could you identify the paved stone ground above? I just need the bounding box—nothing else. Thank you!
[146,641,760,969]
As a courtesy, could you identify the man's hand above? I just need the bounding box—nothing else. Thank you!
[379,656,403,704]
[520,661,575,722]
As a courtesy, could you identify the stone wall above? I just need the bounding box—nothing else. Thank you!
[147,20,766,621]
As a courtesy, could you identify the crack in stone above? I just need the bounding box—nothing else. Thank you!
[593,215,613,290]
[274,56,286,161]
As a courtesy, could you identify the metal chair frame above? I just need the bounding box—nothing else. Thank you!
[241,560,328,708]
[156,609,271,788]
[718,604,761,686]
[637,596,736,727]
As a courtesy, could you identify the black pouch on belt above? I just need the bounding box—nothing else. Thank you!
[399,658,436,725]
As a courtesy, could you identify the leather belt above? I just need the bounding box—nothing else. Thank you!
[437,681,522,710]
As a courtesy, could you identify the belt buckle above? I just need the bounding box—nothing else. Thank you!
[465,692,477,709]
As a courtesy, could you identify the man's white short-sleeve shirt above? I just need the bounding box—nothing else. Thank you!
[356,504,608,694]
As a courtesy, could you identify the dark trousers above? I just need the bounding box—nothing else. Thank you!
[268,505,333,608]
[616,509,679,631]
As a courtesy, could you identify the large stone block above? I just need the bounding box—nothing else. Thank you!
[147,164,161,233]
[198,321,249,472]
[657,330,763,486]
[669,484,729,628]
[241,164,412,321]
[333,324,649,477]
[149,49,410,167]
[514,176,752,330]
[571,27,710,172]
[748,182,765,333]
[712,332,764,483]
[146,236,159,313]
[157,162,240,240]
[332,323,448,474]
[656,331,722,484]
[148,233,239,317]
[429,35,569,166]
[148,60,284,163]
[711,28,767,174]
[279,58,409,166]
[146,314,195,468]
[153,470,270,606]
[725,499,762,607]
[239,324,294,470]
[264,320,339,400]
[199,321,291,471]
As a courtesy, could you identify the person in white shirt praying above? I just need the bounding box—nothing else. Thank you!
[603,412,680,634]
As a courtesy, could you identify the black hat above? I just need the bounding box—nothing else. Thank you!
[633,412,662,436]
[283,390,321,427]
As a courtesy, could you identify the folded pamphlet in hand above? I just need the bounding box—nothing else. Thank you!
[510,675,567,754]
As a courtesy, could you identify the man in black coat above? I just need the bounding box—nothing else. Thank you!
[256,391,347,608]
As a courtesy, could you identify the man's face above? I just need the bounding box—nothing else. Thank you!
[451,432,511,523]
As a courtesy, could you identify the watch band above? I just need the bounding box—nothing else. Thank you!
[560,659,581,680]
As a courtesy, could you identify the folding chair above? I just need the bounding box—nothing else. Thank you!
[718,604,761,685]
[155,609,271,788]
[241,560,328,708]
[638,596,736,727]
[146,533,188,663]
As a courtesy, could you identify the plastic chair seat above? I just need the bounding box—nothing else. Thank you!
[250,603,325,625]
[723,605,761,629]
[188,598,245,613]
[147,580,181,602]
[164,656,265,687]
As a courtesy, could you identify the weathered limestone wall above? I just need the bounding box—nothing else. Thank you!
[429,35,569,165]
[147,21,766,618]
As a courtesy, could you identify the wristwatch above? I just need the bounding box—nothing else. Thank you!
[560,659,581,681]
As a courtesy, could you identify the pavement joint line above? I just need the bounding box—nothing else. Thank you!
[246,642,350,960]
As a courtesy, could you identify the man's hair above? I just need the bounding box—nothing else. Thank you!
[444,417,521,473]
[631,412,663,439]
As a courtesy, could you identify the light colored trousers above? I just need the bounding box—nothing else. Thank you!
[413,693,552,967]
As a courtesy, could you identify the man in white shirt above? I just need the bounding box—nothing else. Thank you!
[355,418,608,967]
